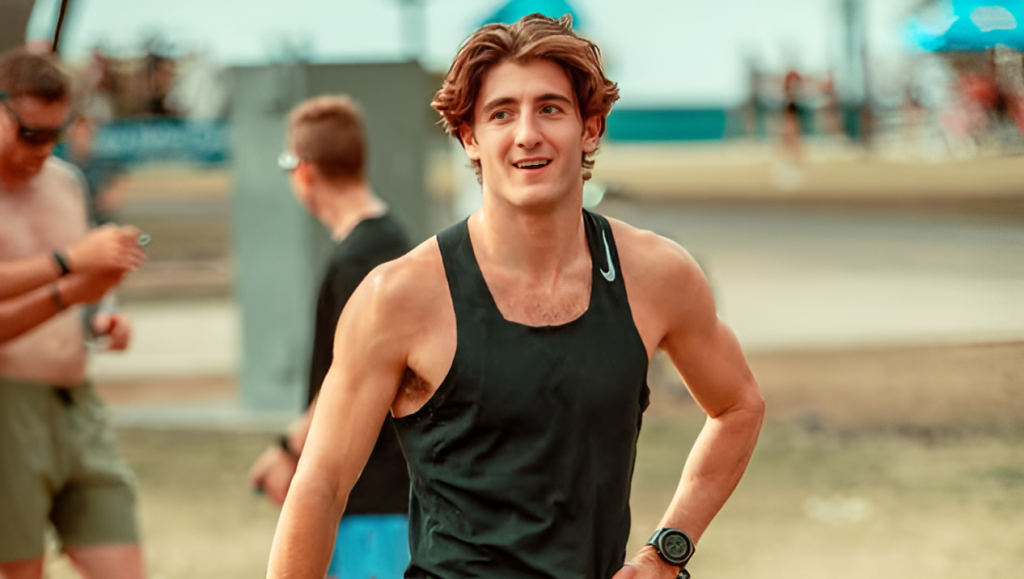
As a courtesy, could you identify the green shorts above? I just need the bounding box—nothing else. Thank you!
[0,376,139,562]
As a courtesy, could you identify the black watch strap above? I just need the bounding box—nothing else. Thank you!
[277,433,299,460]
[52,251,71,276]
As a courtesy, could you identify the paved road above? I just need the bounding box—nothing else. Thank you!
[90,299,239,381]
[600,198,1024,351]
[91,199,1024,382]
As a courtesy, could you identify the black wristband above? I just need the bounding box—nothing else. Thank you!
[277,434,299,460]
[52,251,71,276]
[49,283,67,310]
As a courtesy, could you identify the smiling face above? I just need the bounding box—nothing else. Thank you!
[460,58,602,211]
[0,94,72,185]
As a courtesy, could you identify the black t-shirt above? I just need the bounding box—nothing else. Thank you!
[309,212,412,515]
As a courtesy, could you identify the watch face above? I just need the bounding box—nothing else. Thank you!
[661,531,692,561]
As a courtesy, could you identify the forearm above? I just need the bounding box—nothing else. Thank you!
[266,466,346,578]
[0,284,64,344]
[657,395,764,542]
[0,254,62,301]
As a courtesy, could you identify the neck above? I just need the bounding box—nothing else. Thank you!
[0,163,27,191]
[470,183,586,277]
[313,180,387,241]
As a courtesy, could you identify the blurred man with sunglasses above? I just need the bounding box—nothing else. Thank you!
[0,48,147,579]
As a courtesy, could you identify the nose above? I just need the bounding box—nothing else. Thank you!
[514,113,542,150]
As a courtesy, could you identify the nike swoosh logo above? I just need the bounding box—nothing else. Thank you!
[600,230,616,282]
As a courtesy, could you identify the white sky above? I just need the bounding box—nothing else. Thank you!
[28,0,921,106]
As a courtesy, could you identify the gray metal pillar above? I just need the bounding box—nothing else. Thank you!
[0,0,36,53]
[228,61,432,413]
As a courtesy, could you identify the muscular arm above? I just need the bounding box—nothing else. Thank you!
[267,264,414,579]
[654,263,764,543]
[616,225,765,578]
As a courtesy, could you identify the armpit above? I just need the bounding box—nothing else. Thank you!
[399,367,433,398]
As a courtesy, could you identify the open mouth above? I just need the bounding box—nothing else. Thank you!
[514,159,550,169]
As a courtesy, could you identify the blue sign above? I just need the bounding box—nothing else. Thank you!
[605,108,728,142]
[909,0,1024,51]
[482,0,581,27]
[90,119,230,166]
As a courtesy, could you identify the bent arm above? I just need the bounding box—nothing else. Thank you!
[0,272,122,344]
[624,238,764,576]
[0,254,63,301]
[0,225,145,301]
[654,318,764,542]
[267,272,410,579]
[0,283,64,343]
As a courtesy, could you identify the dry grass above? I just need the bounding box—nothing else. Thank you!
[43,342,1024,579]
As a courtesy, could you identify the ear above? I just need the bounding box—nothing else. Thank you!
[293,161,316,190]
[458,124,481,162]
[581,115,603,155]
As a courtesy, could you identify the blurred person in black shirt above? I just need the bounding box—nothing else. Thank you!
[248,95,412,579]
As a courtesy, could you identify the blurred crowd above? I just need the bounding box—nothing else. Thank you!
[70,39,228,123]
[43,39,230,224]
[735,46,1024,159]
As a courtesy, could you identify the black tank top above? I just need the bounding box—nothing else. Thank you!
[395,210,650,579]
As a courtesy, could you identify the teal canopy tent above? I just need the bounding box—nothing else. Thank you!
[909,0,1024,51]
[482,0,581,27]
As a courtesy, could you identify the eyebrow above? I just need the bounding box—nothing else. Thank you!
[480,93,575,114]
[481,97,516,113]
[537,93,574,107]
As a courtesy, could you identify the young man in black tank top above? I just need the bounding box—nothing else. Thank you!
[247,95,411,579]
[268,15,764,579]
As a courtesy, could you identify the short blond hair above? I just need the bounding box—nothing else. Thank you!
[287,95,366,182]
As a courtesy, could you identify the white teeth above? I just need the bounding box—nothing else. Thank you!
[515,160,549,168]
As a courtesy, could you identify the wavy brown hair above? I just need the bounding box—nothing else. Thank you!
[431,13,619,182]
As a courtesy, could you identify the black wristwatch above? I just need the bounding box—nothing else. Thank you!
[647,527,695,578]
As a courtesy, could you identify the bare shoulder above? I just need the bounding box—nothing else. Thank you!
[12,159,90,247]
[41,158,88,201]
[606,216,716,345]
[338,235,455,392]
[36,158,89,220]
[607,216,707,295]
[346,235,450,337]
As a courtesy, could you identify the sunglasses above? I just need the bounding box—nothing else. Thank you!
[277,151,301,172]
[0,91,74,147]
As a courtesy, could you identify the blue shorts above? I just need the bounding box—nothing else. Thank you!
[326,514,409,579]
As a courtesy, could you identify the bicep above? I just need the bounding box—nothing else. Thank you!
[656,256,759,418]
[296,279,408,503]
